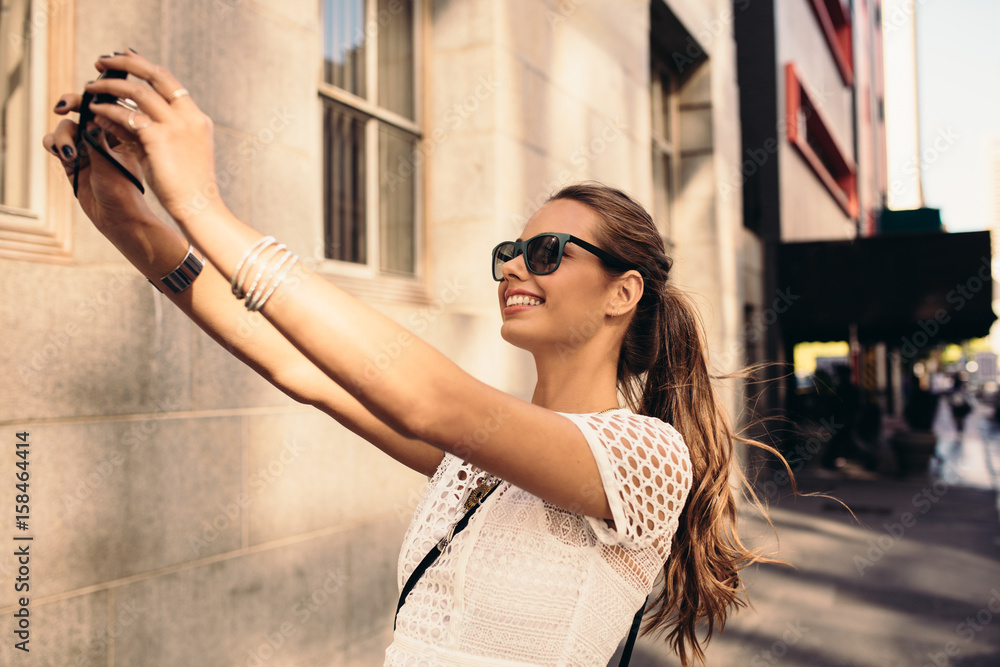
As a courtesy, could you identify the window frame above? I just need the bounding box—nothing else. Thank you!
[808,0,854,86]
[786,63,858,218]
[650,57,679,250]
[0,0,75,262]
[317,0,425,287]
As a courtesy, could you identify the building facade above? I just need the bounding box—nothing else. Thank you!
[735,0,888,417]
[0,1,749,664]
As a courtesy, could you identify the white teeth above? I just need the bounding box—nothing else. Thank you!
[506,295,542,307]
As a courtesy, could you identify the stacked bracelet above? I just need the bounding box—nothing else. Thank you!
[150,245,204,294]
[230,237,299,312]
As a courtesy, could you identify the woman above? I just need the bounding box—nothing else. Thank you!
[45,51,774,666]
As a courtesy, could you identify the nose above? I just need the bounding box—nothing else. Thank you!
[500,251,528,282]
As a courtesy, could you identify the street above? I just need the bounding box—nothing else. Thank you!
[616,398,1000,667]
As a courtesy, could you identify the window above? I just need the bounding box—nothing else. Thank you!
[786,63,858,217]
[320,0,421,278]
[650,59,678,247]
[0,0,73,261]
[808,0,854,85]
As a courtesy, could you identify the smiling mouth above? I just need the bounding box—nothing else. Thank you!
[505,295,543,307]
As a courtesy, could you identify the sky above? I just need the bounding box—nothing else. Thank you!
[883,0,1000,232]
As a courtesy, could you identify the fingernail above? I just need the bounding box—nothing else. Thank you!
[127,47,140,54]
[50,144,59,155]
[61,145,75,159]
[54,100,66,109]
[100,54,112,58]
[114,51,127,56]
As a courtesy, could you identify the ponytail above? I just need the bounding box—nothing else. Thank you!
[549,183,790,666]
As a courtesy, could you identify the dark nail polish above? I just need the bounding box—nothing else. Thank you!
[61,145,75,159]
[55,100,66,109]
[50,144,59,155]
[127,47,140,54]
[100,54,112,58]
[114,51,127,56]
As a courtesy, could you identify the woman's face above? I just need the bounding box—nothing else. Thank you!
[496,199,617,355]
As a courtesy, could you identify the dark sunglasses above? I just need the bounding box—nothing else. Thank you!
[491,232,637,281]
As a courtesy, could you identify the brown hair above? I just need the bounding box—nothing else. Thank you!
[549,182,788,666]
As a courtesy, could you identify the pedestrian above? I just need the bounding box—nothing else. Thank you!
[44,51,788,666]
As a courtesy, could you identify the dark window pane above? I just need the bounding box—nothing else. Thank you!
[1,0,32,209]
[323,0,366,98]
[377,0,414,119]
[324,100,367,263]
[379,122,417,275]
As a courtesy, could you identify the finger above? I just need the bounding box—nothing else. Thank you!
[47,118,83,163]
[92,51,194,112]
[41,131,62,158]
[84,77,171,123]
[93,113,135,148]
[53,93,84,115]
[88,102,150,142]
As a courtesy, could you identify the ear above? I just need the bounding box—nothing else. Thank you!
[608,269,644,318]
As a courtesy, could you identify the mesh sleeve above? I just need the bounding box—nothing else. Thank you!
[562,411,692,550]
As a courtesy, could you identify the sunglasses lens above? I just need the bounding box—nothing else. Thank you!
[526,235,561,275]
[493,242,518,280]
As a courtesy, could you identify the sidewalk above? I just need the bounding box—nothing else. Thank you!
[620,398,1000,667]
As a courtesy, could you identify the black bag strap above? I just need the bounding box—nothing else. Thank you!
[620,601,646,666]
[395,479,503,630]
[393,478,646,666]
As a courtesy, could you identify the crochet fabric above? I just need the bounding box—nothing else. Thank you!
[385,409,692,666]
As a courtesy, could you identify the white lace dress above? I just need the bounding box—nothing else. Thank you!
[385,409,692,666]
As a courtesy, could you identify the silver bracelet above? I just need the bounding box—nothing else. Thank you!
[230,236,276,298]
[152,245,204,294]
[243,243,287,306]
[247,254,299,312]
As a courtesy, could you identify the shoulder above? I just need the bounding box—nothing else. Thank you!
[561,410,690,477]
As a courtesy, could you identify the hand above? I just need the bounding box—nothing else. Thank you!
[80,51,227,227]
[43,94,152,231]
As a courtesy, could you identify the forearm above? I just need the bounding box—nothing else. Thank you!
[99,214,443,475]
[173,209,485,446]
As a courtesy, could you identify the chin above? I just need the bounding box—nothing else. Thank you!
[499,319,553,354]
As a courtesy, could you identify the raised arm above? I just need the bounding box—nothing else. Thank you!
[71,51,617,520]
[43,99,443,477]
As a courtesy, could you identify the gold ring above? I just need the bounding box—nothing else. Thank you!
[166,88,190,103]
[127,110,151,132]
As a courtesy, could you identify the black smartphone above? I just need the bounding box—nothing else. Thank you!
[78,68,127,136]
[73,68,144,196]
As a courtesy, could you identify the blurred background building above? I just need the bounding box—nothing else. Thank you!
[0,0,993,665]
